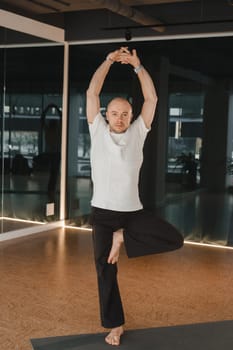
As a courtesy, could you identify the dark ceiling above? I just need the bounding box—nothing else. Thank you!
[1,0,233,39]
[1,0,233,86]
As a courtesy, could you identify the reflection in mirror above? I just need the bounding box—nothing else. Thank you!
[66,37,233,247]
[1,28,63,233]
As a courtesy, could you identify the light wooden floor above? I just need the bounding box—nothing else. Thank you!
[0,228,233,350]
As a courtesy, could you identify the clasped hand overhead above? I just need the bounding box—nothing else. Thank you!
[107,47,141,68]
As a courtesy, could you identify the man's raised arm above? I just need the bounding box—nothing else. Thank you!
[86,49,121,124]
[120,49,158,129]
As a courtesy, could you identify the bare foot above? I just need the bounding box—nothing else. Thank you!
[108,229,124,264]
[105,326,124,346]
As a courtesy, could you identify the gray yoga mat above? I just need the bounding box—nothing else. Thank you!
[31,320,233,350]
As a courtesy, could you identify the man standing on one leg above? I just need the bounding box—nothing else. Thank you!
[86,47,183,346]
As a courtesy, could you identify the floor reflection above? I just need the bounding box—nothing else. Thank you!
[0,218,42,233]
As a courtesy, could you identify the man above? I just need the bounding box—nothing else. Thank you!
[86,47,183,346]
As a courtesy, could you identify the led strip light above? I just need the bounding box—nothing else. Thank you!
[64,225,233,250]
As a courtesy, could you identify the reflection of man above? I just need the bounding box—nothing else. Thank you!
[86,47,183,346]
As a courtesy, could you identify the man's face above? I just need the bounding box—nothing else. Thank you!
[106,99,132,133]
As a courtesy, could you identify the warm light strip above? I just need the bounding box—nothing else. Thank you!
[64,225,92,232]
[1,220,232,250]
[64,225,233,250]
[184,240,233,250]
[1,216,45,225]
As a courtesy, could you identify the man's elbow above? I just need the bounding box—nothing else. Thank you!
[146,93,158,108]
[154,94,158,108]
[152,89,158,103]
[86,87,93,97]
[86,88,99,100]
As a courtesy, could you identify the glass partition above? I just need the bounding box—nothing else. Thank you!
[67,37,233,247]
[166,89,204,193]
[0,26,64,233]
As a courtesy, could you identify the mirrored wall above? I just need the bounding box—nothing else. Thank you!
[0,26,64,233]
[66,36,233,247]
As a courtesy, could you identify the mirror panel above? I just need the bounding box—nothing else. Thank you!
[1,27,64,233]
[66,37,233,247]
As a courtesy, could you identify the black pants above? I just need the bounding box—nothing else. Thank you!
[91,207,184,329]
